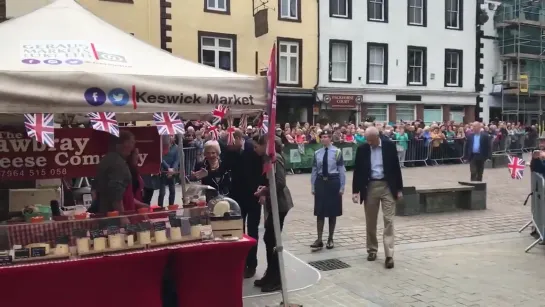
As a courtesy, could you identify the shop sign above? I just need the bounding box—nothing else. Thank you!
[0,127,160,181]
[323,94,362,109]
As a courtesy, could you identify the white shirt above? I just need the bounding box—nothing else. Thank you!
[370,139,384,179]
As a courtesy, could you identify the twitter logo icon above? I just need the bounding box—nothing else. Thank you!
[107,88,130,106]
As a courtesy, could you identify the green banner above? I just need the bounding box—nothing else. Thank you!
[283,143,358,169]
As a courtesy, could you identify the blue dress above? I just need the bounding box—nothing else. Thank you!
[311,145,346,217]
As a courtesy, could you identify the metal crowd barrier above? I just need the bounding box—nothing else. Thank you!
[182,147,199,181]
[519,172,545,252]
[392,138,466,166]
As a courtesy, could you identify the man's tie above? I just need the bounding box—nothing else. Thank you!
[323,147,329,177]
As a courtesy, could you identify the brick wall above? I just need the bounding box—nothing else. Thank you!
[442,105,450,122]
[464,105,476,123]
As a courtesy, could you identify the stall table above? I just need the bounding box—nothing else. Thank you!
[0,249,169,307]
[171,236,257,307]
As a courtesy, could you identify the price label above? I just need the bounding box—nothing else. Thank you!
[90,229,104,239]
[14,248,30,259]
[107,225,120,235]
[30,247,46,257]
[0,255,12,266]
[153,222,166,232]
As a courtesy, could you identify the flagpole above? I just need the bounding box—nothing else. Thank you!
[266,161,290,307]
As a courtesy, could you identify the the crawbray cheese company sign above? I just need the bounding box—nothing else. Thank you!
[323,94,362,109]
[0,127,160,181]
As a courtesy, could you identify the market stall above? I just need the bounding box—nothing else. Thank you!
[0,1,265,306]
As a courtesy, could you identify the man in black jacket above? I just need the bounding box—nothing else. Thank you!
[464,122,490,181]
[222,129,264,278]
[352,127,403,269]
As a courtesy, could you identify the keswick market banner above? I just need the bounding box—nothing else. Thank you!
[0,127,160,181]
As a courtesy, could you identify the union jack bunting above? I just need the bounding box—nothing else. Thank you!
[239,114,248,130]
[206,124,219,140]
[153,112,185,136]
[88,112,119,137]
[24,113,55,148]
[507,155,525,180]
[211,105,229,125]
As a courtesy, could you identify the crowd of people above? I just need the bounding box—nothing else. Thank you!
[179,119,541,168]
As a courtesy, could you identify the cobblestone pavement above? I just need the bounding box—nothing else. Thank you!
[244,234,545,307]
[244,163,544,307]
[281,164,532,255]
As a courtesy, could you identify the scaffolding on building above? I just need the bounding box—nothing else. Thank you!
[494,0,545,125]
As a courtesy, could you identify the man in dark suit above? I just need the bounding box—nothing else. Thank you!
[352,126,403,269]
[464,122,490,181]
[222,129,263,278]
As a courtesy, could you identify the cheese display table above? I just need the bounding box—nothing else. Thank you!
[171,235,257,307]
[0,248,170,307]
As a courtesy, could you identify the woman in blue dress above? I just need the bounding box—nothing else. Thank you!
[310,130,346,250]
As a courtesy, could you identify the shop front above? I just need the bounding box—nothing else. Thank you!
[276,88,314,125]
[318,94,362,125]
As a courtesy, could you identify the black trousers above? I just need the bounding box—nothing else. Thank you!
[469,155,485,181]
[158,176,176,207]
[142,188,155,205]
[264,211,287,281]
[241,200,261,270]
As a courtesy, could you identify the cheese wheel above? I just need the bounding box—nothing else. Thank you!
[213,200,230,216]
[26,243,50,255]
[170,227,182,240]
[108,234,123,249]
[54,244,69,256]
[126,234,134,247]
[76,238,90,254]
[93,237,106,251]
[190,225,202,238]
[138,231,151,245]
[155,230,167,243]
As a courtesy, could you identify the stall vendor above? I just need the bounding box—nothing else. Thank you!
[94,131,135,213]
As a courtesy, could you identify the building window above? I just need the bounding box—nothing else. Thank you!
[198,32,237,72]
[204,0,230,14]
[450,106,464,123]
[329,40,352,83]
[445,49,463,87]
[368,0,388,22]
[423,105,442,124]
[279,0,300,22]
[407,46,427,86]
[367,104,388,122]
[278,38,302,86]
[445,0,463,30]
[408,0,426,26]
[367,43,388,85]
[396,105,415,122]
[330,0,351,18]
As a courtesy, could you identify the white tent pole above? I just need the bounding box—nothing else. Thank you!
[266,163,289,306]
[177,133,187,205]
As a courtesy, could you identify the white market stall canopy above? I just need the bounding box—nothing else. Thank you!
[0,0,267,119]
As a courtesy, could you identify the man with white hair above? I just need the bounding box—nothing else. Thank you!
[464,121,490,181]
[352,126,403,269]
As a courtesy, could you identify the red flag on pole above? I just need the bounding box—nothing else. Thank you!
[263,44,277,174]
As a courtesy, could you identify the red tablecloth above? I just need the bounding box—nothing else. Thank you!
[171,236,257,307]
[0,249,169,307]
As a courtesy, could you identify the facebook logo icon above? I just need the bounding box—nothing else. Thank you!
[84,87,107,106]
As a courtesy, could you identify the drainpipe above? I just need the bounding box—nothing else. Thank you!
[312,0,320,125]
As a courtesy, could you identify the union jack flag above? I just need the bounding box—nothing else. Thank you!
[239,114,248,130]
[88,112,119,137]
[24,113,55,148]
[206,124,219,140]
[226,116,235,145]
[153,112,185,136]
[507,155,525,180]
[211,105,229,125]
[258,113,269,135]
